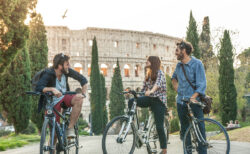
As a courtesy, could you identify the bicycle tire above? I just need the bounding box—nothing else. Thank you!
[102,116,136,154]
[183,118,230,154]
[40,118,53,154]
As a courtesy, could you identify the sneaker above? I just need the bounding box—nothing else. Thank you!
[66,128,75,138]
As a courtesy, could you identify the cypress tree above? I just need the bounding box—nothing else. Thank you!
[28,13,48,132]
[100,74,108,130]
[109,59,125,120]
[218,30,237,125]
[186,11,201,59]
[199,16,214,71]
[0,45,32,134]
[166,74,177,109]
[0,0,37,74]
[90,37,102,135]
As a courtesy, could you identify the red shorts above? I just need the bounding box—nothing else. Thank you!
[54,94,76,122]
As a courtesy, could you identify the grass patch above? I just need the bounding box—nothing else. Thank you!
[170,131,180,135]
[210,126,250,142]
[0,133,40,151]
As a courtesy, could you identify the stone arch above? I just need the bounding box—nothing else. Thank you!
[134,64,141,77]
[74,63,83,74]
[88,64,91,76]
[124,64,130,77]
[100,63,108,77]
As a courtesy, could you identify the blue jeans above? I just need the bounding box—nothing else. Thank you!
[177,103,207,154]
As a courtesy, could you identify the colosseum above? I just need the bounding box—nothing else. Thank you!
[45,26,181,122]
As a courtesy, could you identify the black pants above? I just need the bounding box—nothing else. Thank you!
[128,96,167,149]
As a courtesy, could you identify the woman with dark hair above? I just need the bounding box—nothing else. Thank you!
[128,56,167,154]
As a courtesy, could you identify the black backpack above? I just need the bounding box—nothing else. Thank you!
[31,68,47,91]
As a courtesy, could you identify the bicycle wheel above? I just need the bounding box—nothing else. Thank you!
[183,118,230,154]
[40,118,53,154]
[64,121,79,154]
[102,116,136,154]
[147,118,169,154]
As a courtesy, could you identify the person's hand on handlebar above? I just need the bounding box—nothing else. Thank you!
[190,97,198,103]
[145,90,152,96]
[82,84,87,95]
[52,88,62,98]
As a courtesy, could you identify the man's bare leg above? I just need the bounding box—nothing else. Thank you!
[68,94,83,129]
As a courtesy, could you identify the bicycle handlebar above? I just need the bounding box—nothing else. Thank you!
[120,90,145,98]
[26,91,85,97]
[182,98,206,108]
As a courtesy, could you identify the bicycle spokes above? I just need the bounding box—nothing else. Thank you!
[103,116,136,154]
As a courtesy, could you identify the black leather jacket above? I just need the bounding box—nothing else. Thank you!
[36,67,88,112]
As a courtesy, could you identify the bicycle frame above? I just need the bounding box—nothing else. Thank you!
[43,94,71,152]
[186,102,207,146]
[119,97,155,145]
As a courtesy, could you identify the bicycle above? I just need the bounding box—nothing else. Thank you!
[182,98,230,154]
[26,91,83,154]
[102,90,169,154]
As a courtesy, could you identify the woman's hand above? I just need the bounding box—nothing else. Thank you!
[145,90,152,96]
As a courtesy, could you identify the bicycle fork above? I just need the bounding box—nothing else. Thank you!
[190,120,208,150]
[117,115,133,143]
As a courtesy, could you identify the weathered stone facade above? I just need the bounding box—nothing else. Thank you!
[45,26,181,122]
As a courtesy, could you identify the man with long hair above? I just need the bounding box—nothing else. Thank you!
[172,41,207,154]
[128,56,168,154]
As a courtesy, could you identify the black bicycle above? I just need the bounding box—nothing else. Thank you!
[182,98,230,154]
[26,91,83,154]
[102,90,169,154]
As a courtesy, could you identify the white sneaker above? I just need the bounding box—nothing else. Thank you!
[66,128,75,138]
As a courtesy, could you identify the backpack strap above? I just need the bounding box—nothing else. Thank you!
[180,64,196,90]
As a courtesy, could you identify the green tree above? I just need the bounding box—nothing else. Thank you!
[235,48,250,121]
[218,30,237,125]
[28,13,48,132]
[186,11,200,59]
[199,16,214,71]
[139,108,149,123]
[109,59,125,120]
[100,74,108,130]
[90,37,102,135]
[206,69,220,113]
[0,0,37,74]
[166,74,177,109]
[0,45,32,134]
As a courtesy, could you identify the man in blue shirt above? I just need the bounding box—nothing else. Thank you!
[172,41,207,154]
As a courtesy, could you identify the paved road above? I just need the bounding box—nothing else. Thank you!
[0,135,249,154]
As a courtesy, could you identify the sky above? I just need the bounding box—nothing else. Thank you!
[36,0,250,55]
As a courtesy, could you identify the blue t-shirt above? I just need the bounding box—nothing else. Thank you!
[171,56,206,104]
[52,74,67,105]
